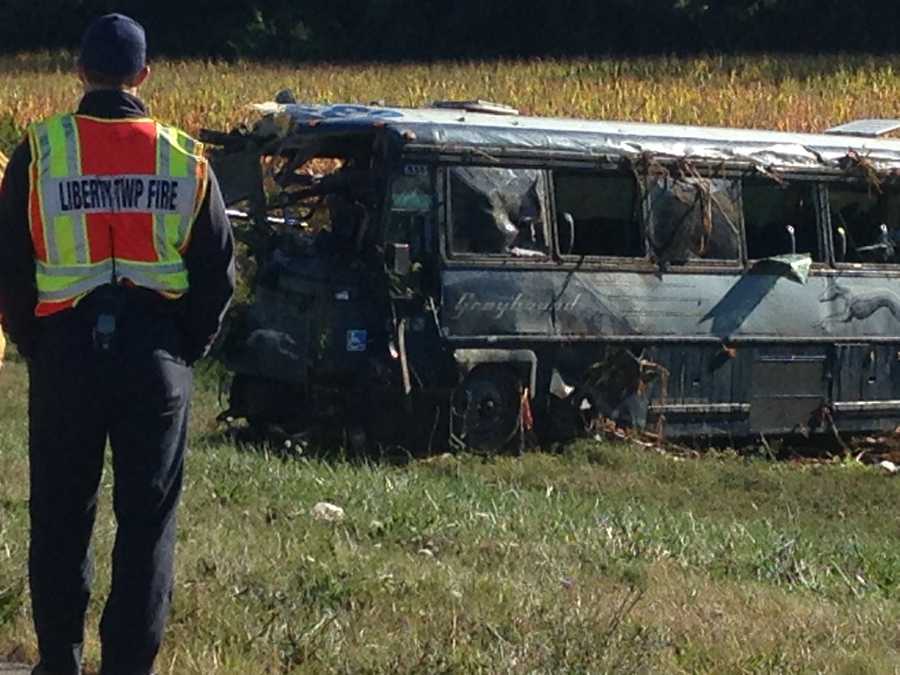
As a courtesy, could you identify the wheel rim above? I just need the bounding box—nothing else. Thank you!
[453,367,521,451]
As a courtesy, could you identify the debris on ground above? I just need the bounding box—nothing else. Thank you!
[590,416,699,459]
[311,501,345,522]
[848,433,900,468]
[876,460,898,475]
[588,412,900,470]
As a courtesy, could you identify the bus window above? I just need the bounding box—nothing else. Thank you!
[385,167,433,261]
[553,171,643,257]
[743,180,820,261]
[449,166,549,257]
[828,184,900,264]
[646,176,741,264]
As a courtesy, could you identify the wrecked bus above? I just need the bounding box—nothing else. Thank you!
[202,100,900,451]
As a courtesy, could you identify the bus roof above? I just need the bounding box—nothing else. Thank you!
[254,101,900,173]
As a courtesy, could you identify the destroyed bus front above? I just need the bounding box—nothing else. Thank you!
[204,102,900,451]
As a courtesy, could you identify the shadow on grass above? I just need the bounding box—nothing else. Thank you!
[191,415,860,483]
[192,423,428,467]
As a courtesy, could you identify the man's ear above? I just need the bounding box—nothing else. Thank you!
[129,65,151,88]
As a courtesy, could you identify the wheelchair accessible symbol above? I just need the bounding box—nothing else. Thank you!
[346,329,368,352]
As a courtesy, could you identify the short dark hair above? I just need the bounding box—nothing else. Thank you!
[81,68,135,89]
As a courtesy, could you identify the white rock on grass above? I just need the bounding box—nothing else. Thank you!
[311,502,345,522]
[877,460,898,475]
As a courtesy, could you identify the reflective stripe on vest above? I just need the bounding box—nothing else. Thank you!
[27,114,208,316]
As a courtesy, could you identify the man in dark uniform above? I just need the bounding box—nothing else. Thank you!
[0,14,234,675]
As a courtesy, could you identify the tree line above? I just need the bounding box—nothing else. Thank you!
[2,1,899,60]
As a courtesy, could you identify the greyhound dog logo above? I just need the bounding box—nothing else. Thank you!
[819,278,900,325]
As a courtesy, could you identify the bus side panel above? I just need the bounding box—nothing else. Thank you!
[439,267,900,436]
[441,268,555,336]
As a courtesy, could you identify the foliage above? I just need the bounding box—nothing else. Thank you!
[1,1,900,60]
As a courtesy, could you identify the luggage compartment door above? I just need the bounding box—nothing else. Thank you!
[749,354,827,434]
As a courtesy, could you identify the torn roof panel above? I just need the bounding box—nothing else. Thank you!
[826,119,900,138]
[250,102,900,172]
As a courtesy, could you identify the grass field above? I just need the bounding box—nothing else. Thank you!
[1,355,898,673]
[4,53,900,153]
[1,54,900,673]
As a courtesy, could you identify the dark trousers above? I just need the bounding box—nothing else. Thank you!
[28,303,192,675]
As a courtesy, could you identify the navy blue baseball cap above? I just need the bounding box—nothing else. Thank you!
[79,14,146,78]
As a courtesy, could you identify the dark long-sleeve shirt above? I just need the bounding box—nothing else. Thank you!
[0,90,234,362]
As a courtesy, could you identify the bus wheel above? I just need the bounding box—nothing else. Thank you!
[451,365,522,452]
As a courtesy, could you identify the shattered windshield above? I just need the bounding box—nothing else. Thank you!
[449,166,549,257]
[646,175,741,264]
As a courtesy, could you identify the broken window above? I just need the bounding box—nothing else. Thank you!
[646,175,741,263]
[828,184,900,264]
[385,165,434,261]
[449,166,549,257]
[553,171,643,257]
[314,167,375,256]
[743,180,820,261]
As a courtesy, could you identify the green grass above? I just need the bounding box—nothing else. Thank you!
[1,356,898,673]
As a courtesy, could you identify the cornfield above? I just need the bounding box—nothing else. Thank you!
[2,53,900,153]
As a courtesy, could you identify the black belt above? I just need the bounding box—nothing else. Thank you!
[38,285,184,353]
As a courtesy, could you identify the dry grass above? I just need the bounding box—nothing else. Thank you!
[3,53,900,154]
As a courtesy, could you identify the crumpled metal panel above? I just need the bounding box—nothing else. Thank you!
[753,254,812,284]
[826,119,900,137]
[250,102,900,172]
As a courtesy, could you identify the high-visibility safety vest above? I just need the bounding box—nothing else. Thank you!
[26,113,208,317]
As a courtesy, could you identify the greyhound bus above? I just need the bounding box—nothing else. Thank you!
[205,98,900,450]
